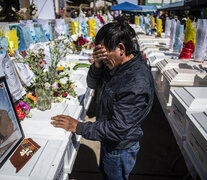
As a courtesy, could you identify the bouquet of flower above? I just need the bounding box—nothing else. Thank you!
[47,36,73,84]
[71,34,89,53]
[15,37,75,110]
[15,94,36,120]
[51,63,77,103]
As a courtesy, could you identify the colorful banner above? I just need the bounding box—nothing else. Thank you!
[173,21,184,52]
[34,24,47,42]
[71,21,79,35]
[135,16,139,26]
[179,17,197,59]
[151,17,155,29]
[8,30,19,55]
[9,24,26,52]
[157,19,162,37]
[88,19,96,37]
[22,27,34,49]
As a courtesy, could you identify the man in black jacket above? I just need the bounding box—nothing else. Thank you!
[52,22,154,180]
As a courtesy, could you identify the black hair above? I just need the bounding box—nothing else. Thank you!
[114,15,125,24]
[95,22,137,56]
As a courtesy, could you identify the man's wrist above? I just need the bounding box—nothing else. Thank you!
[94,61,103,69]
[76,122,85,135]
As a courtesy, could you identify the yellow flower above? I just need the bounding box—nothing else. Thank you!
[57,67,64,71]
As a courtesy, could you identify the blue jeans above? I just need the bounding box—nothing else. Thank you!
[99,142,140,180]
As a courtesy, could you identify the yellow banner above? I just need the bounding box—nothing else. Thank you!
[135,16,139,25]
[88,19,96,37]
[8,30,18,55]
[157,19,162,37]
[151,17,155,29]
[184,17,196,44]
[71,22,79,35]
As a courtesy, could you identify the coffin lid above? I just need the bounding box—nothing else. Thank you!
[172,87,207,111]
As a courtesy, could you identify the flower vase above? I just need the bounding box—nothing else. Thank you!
[35,88,51,111]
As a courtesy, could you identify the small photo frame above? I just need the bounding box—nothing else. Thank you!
[0,76,24,168]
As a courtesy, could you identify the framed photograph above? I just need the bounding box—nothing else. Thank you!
[0,76,24,168]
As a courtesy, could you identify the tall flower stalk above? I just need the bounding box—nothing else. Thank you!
[47,36,72,85]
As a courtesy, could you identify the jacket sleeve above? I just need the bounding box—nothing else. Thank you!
[86,63,104,89]
[76,88,151,143]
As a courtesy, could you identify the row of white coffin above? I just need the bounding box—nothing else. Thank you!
[138,35,207,180]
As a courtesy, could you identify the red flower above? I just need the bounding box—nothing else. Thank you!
[61,92,67,97]
[21,50,27,58]
[74,36,88,46]
[54,92,59,97]
[15,105,26,120]
[40,60,47,64]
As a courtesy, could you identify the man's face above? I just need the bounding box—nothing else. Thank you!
[101,44,123,70]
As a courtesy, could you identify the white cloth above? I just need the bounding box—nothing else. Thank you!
[194,19,207,61]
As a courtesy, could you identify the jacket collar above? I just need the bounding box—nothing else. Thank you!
[108,53,142,76]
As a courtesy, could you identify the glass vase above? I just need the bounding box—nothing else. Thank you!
[35,87,51,111]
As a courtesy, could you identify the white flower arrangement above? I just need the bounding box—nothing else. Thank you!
[59,77,68,85]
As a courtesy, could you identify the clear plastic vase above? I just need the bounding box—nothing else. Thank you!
[35,87,51,111]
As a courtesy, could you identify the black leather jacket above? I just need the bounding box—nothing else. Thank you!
[76,53,154,150]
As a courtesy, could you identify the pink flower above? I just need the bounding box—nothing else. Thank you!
[52,82,59,89]
[62,92,67,97]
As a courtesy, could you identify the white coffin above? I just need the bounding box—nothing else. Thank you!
[156,60,207,93]
[70,72,87,90]
[184,112,207,180]
[155,59,189,91]
[61,54,91,64]
[140,43,170,52]
[169,87,207,140]
[145,51,180,59]
[140,42,169,51]
[138,36,170,43]
[147,56,178,79]
[21,103,82,139]
[142,46,169,57]
[0,137,68,180]
[71,68,89,104]
[162,68,207,107]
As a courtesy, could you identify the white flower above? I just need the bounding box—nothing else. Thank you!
[52,81,59,89]
[59,77,68,84]
[71,34,78,42]
[43,68,48,73]
[59,69,70,76]
[44,82,50,89]
[64,39,70,44]
[58,36,66,40]
[59,71,66,76]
